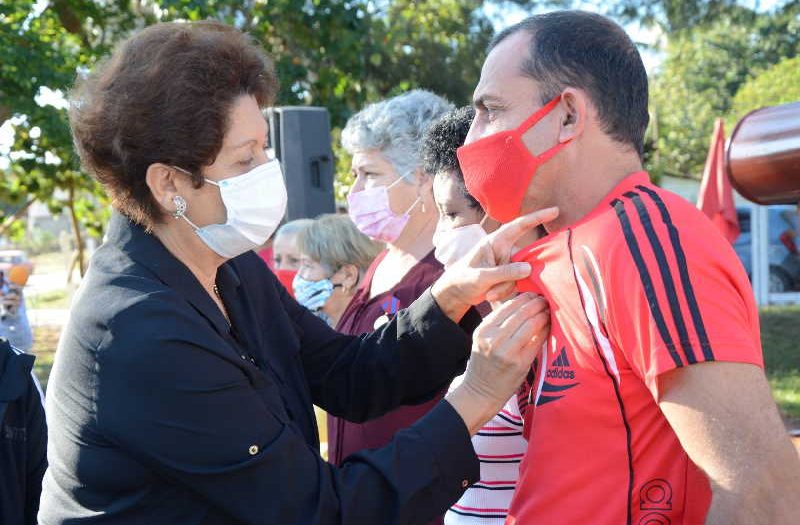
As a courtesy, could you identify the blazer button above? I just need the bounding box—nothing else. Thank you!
[248,445,259,456]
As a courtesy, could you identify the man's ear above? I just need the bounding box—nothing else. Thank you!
[145,163,181,214]
[559,87,588,144]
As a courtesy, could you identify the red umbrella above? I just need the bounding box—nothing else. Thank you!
[697,118,740,243]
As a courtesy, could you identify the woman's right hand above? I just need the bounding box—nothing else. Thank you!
[445,292,550,435]
[430,206,558,323]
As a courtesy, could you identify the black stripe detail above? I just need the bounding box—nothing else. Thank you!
[536,395,563,406]
[476,431,522,437]
[471,485,517,491]
[568,228,634,525]
[624,191,698,364]
[478,458,522,464]
[496,413,523,427]
[449,509,508,519]
[612,198,684,368]
[541,381,579,393]
[636,185,715,361]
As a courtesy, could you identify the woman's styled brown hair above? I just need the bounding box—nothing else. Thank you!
[69,21,278,229]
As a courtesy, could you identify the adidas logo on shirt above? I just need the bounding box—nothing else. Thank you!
[546,348,575,380]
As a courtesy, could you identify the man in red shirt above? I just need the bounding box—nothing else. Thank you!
[456,10,800,525]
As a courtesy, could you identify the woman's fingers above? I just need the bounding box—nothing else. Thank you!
[477,293,548,355]
[449,293,550,435]
[476,263,531,288]
[487,207,559,263]
[486,281,519,303]
[506,309,550,355]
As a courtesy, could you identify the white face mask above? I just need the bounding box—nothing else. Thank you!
[432,223,487,269]
[175,159,287,259]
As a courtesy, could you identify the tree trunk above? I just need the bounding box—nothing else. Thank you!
[67,183,86,278]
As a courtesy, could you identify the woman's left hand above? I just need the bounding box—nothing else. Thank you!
[431,206,558,322]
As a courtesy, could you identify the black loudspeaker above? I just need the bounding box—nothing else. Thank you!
[267,106,336,221]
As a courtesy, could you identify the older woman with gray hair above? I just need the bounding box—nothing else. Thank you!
[293,214,382,328]
[330,90,454,524]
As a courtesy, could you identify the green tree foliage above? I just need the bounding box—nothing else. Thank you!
[2,0,510,259]
[729,55,800,123]
[647,7,800,179]
[612,0,742,32]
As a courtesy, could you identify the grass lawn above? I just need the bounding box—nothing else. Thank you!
[761,305,800,427]
[27,288,72,310]
[31,326,60,391]
[29,306,800,427]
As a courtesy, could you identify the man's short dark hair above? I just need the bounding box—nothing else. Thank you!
[491,10,649,158]
[422,106,482,211]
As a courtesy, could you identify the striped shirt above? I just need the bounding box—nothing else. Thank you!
[507,171,762,525]
[444,376,527,524]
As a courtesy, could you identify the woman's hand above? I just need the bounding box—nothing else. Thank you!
[445,292,549,435]
[431,207,558,322]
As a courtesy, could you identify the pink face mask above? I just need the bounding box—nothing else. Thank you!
[347,176,420,243]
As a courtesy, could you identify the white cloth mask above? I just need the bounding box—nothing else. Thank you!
[176,159,287,259]
[432,223,487,269]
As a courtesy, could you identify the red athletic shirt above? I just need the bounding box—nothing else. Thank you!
[506,172,763,525]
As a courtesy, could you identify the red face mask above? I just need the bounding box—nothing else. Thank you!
[456,95,570,223]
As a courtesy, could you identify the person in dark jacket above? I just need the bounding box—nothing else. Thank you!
[0,337,47,525]
[37,21,553,525]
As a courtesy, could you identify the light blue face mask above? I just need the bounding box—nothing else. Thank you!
[292,274,342,312]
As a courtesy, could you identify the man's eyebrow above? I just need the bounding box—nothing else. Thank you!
[473,94,504,108]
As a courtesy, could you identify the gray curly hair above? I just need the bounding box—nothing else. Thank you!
[342,89,454,181]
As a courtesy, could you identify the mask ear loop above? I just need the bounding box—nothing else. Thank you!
[515,94,573,164]
[172,195,201,230]
[386,174,422,217]
[403,196,422,216]
[170,165,222,230]
[516,94,564,135]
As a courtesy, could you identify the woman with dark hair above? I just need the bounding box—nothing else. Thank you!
[38,21,552,525]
